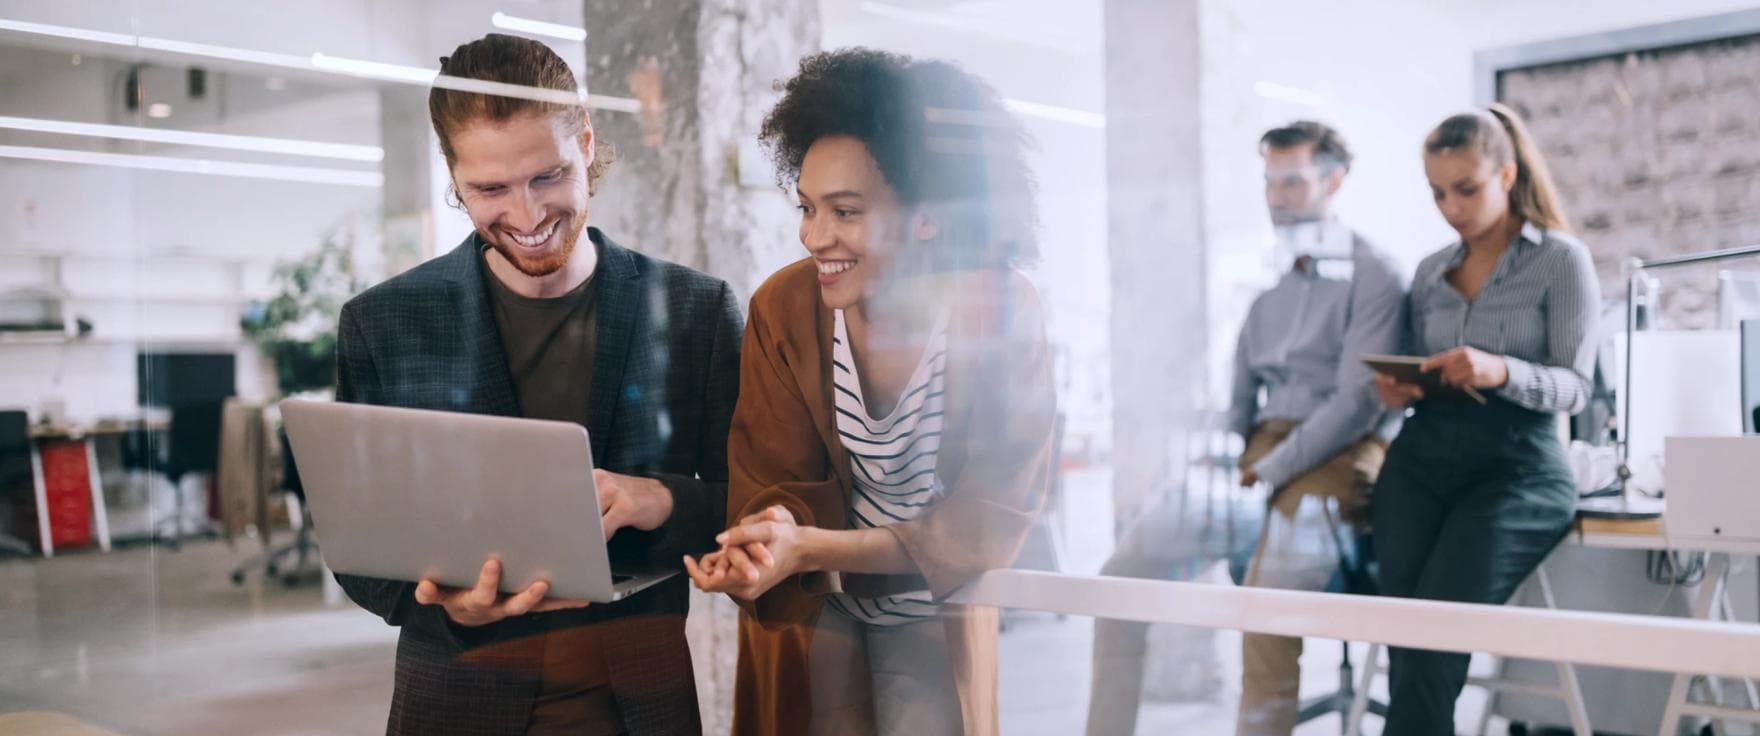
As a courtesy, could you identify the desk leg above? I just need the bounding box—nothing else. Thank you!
[1345,642,1381,736]
[28,443,52,558]
[1715,591,1760,711]
[83,438,111,552]
[1535,565,1593,736]
[1659,553,1730,736]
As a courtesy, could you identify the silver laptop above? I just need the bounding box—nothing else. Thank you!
[280,398,675,603]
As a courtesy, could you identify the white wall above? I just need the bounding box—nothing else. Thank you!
[0,20,388,421]
[0,0,601,422]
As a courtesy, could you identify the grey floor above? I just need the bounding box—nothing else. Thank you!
[2,470,1506,735]
[2,544,1404,736]
[1,539,395,735]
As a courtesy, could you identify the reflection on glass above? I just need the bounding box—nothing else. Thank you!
[1,2,1755,735]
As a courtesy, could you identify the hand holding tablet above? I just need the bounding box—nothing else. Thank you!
[1362,353,1488,405]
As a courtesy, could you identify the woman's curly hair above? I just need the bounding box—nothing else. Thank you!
[759,48,1039,270]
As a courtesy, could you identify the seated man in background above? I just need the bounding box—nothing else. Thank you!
[1085,121,1405,736]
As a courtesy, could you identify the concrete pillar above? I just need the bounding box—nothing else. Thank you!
[1104,0,1207,533]
[375,86,433,276]
[1102,0,1221,706]
[582,0,813,300]
[582,2,819,732]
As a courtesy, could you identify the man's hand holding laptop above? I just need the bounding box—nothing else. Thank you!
[412,467,673,627]
[414,557,588,627]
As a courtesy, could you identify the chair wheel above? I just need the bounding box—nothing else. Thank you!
[266,564,279,577]
[230,571,246,585]
[283,575,301,588]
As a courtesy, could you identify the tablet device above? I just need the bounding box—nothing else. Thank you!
[1361,353,1487,405]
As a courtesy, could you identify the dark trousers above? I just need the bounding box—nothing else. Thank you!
[1372,397,1577,735]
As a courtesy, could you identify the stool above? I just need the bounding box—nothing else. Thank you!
[1345,563,1591,736]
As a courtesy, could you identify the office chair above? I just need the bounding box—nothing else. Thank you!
[0,410,36,555]
[159,402,223,547]
[1294,530,1388,732]
[229,428,318,587]
[137,351,235,548]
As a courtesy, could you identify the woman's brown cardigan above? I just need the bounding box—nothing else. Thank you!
[724,258,1058,735]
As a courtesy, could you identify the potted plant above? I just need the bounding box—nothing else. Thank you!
[241,224,367,397]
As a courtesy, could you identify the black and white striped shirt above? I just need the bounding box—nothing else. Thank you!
[827,308,948,625]
[1409,221,1601,414]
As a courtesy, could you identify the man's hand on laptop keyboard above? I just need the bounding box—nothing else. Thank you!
[596,469,675,539]
[414,557,588,627]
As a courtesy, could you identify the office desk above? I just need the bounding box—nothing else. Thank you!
[1565,514,1760,736]
[24,420,167,556]
[1349,512,1758,736]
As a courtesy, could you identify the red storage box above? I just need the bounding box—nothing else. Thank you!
[37,440,93,549]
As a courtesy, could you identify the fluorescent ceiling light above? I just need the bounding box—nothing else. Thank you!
[857,1,1086,53]
[0,19,313,69]
[146,103,173,119]
[0,17,315,75]
[0,18,638,113]
[312,53,638,112]
[140,35,312,69]
[0,144,383,188]
[310,52,439,85]
[1003,99,1106,129]
[0,115,384,162]
[491,12,587,43]
[581,94,640,114]
[0,17,123,44]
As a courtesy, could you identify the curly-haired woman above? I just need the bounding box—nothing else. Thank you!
[683,48,1057,736]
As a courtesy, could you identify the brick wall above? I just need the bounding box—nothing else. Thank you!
[1499,35,1760,328]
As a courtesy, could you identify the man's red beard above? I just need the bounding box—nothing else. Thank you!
[485,214,582,277]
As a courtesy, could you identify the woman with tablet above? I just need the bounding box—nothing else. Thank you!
[1370,103,1601,732]
[682,49,1057,736]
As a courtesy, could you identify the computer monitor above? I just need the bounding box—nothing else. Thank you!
[1743,319,1760,434]
[136,352,235,408]
[136,352,236,480]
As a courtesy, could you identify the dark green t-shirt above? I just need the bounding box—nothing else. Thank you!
[483,253,599,427]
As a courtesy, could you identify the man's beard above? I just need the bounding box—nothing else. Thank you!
[485,215,582,278]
